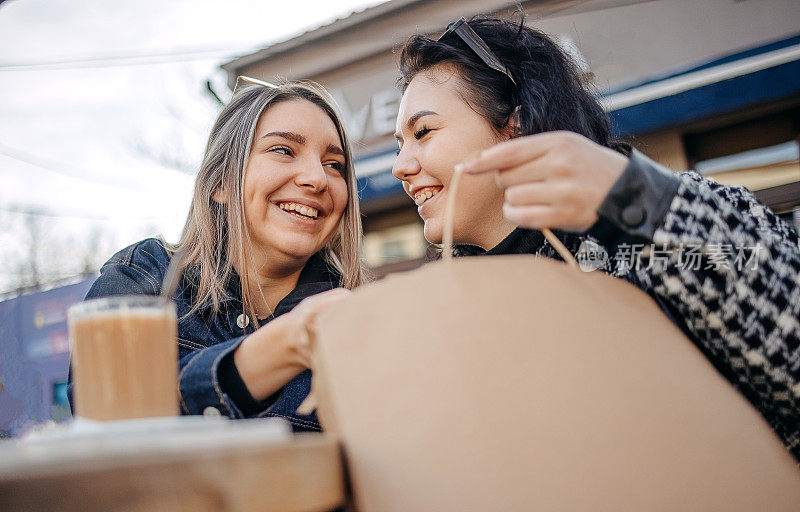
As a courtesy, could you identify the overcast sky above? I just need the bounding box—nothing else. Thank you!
[0,0,386,293]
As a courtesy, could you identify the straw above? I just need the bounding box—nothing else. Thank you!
[160,248,187,301]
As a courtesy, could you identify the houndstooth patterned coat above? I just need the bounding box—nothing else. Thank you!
[584,151,800,462]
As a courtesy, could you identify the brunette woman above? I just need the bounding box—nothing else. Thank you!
[392,17,800,459]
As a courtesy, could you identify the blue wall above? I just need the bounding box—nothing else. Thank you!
[0,278,94,437]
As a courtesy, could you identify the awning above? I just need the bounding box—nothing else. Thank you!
[355,34,800,205]
[604,34,800,136]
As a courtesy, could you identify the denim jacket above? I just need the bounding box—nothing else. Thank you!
[67,238,341,431]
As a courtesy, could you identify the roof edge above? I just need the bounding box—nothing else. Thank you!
[221,0,428,73]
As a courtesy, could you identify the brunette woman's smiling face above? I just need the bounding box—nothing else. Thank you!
[241,98,348,267]
[392,65,515,249]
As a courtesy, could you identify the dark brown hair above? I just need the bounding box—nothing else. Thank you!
[398,16,630,154]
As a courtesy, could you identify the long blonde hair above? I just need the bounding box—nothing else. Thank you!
[171,80,367,323]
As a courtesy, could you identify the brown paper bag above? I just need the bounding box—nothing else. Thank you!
[307,168,800,510]
[309,254,800,511]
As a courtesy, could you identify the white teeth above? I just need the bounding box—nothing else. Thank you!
[278,202,318,219]
[413,188,440,206]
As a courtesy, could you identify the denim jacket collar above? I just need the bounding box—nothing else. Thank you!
[187,251,340,313]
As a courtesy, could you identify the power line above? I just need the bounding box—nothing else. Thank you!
[0,43,258,71]
[0,270,93,276]
[0,142,136,188]
[0,142,177,190]
[0,203,168,222]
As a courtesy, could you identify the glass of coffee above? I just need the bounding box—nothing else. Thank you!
[68,296,178,421]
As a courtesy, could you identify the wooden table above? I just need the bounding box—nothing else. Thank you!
[0,418,345,512]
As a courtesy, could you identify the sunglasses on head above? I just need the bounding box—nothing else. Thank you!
[232,75,278,95]
[438,17,517,87]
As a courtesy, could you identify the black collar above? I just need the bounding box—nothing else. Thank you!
[454,228,546,257]
[454,227,581,260]
[271,252,341,316]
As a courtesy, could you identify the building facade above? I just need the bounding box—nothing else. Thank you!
[0,278,94,436]
[222,0,800,274]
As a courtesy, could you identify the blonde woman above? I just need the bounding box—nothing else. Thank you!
[68,80,367,431]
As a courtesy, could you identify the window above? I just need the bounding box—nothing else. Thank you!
[684,106,800,216]
[381,240,407,263]
[363,221,427,268]
[694,141,800,191]
[52,380,69,405]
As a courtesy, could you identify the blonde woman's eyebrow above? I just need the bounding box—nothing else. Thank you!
[261,131,342,156]
[260,131,306,144]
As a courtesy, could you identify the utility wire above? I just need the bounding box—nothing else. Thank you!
[0,142,138,188]
[0,204,166,221]
[0,142,183,190]
[0,270,93,276]
[0,43,258,71]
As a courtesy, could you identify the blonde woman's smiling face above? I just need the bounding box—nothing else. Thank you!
[240,98,348,265]
[392,65,515,249]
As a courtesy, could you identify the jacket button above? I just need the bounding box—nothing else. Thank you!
[236,314,249,329]
[203,406,222,417]
[621,204,646,227]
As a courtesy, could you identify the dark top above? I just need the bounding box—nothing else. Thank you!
[67,240,340,432]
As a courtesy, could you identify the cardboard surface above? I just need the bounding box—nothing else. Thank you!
[312,256,800,511]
